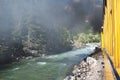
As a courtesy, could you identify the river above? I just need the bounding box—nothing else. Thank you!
[0,45,96,80]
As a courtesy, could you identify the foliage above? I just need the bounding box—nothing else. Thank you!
[11,19,73,54]
[73,33,100,48]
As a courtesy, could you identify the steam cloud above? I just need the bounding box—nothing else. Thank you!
[0,0,103,32]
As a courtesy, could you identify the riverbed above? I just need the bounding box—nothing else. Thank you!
[0,45,96,80]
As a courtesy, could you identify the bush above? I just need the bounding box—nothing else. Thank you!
[73,33,100,48]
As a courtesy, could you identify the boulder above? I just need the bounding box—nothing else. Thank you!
[86,57,97,69]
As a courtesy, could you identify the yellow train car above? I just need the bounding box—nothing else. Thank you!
[102,0,120,79]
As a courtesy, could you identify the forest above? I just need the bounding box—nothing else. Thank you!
[0,0,103,64]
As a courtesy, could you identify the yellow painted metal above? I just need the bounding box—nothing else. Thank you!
[117,0,120,68]
[116,68,120,75]
[114,0,119,68]
[111,0,115,66]
[102,0,120,76]
[101,30,104,50]
[104,51,115,80]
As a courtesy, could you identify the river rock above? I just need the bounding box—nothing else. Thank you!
[26,56,33,60]
[86,57,97,69]
[64,52,104,80]
[64,75,75,80]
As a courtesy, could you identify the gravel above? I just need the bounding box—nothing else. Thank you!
[64,52,105,80]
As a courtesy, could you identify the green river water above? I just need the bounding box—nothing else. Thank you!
[0,45,96,80]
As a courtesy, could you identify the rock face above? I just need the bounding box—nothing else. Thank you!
[64,52,105,80]
[23,47,45,57]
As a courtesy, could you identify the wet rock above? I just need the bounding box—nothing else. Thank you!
[26,56,33,60]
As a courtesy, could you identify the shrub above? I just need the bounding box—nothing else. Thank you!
[73,33,100,48]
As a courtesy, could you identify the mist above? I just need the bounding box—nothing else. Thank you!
[0,0,103,31]
[0,0,103,64]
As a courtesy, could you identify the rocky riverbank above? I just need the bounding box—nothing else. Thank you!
[0,46,45,65]
[64,52,105,80]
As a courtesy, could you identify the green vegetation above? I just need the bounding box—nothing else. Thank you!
[73,33,100,48]
[0,0,103,64]
[0,20,101,64]
[0,19,101,64]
